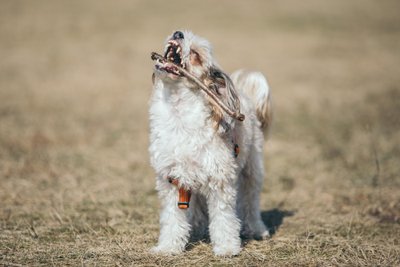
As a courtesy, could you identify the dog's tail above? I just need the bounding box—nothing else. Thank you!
[231,70,272,132]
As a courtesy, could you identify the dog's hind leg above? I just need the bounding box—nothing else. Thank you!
[207,181,242,256]
[151,178,191,254]
[188,193,209,242]
[237,145,270,240]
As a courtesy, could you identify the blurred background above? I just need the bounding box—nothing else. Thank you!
[1,0,399,265]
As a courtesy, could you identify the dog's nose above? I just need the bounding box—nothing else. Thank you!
[173,31,184,40]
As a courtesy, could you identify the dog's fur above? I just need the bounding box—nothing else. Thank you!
[149,30,272,256]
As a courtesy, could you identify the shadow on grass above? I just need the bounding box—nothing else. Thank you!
[187,208,295,250]
[261,208,295,236]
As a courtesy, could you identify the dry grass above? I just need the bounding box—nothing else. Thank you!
[1,0,399,266]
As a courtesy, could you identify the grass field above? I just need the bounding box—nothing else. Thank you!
[1,0,399,266]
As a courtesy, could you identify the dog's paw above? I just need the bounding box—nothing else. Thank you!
[150,245,184,255]
[259,230,270,240]
[213,245,241,256]
[253,229,271,240]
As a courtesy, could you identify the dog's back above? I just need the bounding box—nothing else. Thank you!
[231,70,272,133]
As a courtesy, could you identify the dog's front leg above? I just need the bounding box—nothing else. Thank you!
[151,178,191,255]
[207,182,242,256]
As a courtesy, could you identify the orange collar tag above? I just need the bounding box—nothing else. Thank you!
[168,177,192,209]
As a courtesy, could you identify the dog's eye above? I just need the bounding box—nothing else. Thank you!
[190,49,202,66]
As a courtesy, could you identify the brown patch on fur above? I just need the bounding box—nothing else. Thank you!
[190,49,202,66]
[209,101,224,129]
[152,72,155,84]
[258,103,272,130]
[202,72,227,129]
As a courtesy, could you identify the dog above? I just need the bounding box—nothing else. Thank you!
[149,30,272,256]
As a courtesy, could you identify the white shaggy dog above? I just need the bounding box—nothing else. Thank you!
[149,30,272,256]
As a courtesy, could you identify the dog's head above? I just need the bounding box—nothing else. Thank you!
[153,30,240,127]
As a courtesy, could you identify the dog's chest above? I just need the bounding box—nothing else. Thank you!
[149,89,216,160]
[149,85,241,182]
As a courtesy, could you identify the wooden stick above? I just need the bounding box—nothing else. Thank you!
[151,52,245,121]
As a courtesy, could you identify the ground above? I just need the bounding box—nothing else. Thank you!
[0,0,399,266]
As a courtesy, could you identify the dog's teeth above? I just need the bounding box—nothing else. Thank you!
[176,47,181,53]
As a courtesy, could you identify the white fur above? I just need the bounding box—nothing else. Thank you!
[149,31,272,256]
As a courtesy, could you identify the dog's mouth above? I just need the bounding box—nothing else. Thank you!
[155,40,184,77]
[164,40,183,66]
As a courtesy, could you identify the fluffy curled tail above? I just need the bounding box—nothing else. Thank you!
[231,70,272,131]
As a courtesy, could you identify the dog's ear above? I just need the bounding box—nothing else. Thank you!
[208,67,240,115]
[203,66,241,128]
